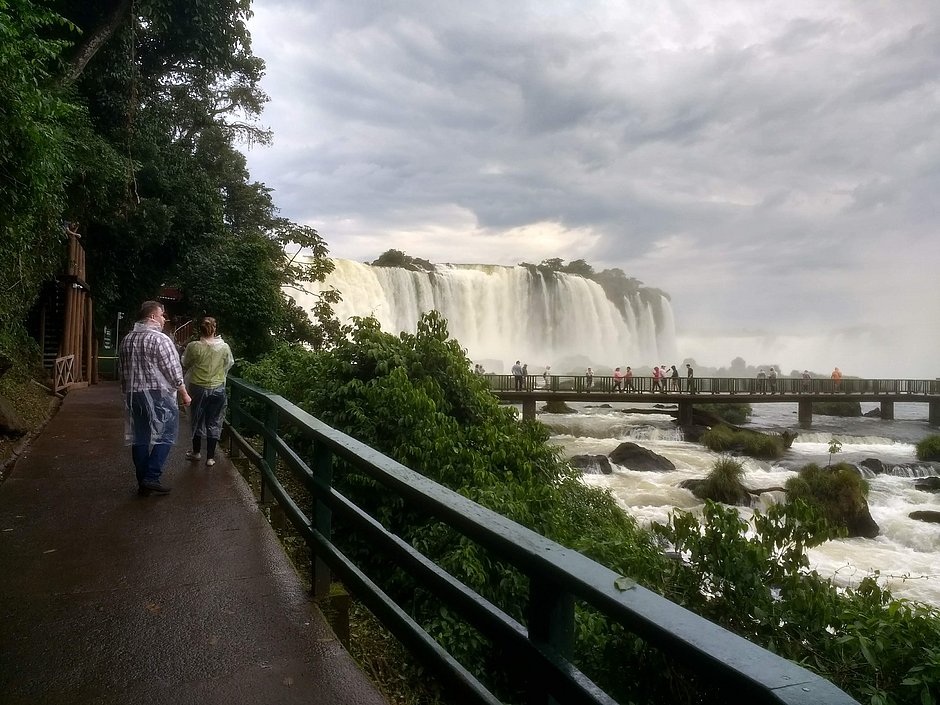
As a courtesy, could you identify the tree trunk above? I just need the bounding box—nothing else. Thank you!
[60,0,133,86]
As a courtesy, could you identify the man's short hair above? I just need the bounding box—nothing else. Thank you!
[138,300,164,320]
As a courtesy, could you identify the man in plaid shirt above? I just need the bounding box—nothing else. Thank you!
[119,301,191,495]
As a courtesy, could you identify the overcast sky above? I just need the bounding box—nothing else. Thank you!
[243,0,940,377]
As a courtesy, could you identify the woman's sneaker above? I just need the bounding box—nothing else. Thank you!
[186,451,201,461]
[206,458,216,467]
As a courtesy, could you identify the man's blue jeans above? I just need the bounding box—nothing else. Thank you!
[129,391,178,485]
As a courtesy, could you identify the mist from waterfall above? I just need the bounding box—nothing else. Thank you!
[291,259,677,371]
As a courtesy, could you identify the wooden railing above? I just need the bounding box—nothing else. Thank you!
[53,355,74,393]
[224,376,859,705]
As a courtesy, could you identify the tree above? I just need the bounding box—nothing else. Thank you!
[26,0,336,358]
[561,258,594,277]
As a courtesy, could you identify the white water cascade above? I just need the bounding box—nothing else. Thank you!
[291,259,677,370]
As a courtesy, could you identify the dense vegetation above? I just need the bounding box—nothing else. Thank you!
[916,435,940,462]
[0,0,334,372]
[241,311,940,705]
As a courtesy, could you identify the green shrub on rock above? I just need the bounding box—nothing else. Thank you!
[916,435,940,461]
[699,457,750,506]
[785,463,878,538]
[700,425,785,459]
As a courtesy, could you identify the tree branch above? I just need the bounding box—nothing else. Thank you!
[60,0,133,86]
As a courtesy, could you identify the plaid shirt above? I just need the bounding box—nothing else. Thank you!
[119,323,184,393]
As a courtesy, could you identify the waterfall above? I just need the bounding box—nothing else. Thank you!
[290,259,677,371]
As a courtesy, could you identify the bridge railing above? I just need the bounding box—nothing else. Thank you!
[481,374,939,396]
[224,376,858,705]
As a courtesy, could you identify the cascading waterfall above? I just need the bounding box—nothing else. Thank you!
[290,259,677,370]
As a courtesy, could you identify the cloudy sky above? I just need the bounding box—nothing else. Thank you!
[243,0,940,377]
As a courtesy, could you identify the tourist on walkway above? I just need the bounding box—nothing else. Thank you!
[511,360,524,391]
[801,369,812,392]
[613,367,624,391]
[182,317,234,468]
[651,364,663,392]
[585,367,593,392]
[119,300,191,496]
[542,365,551,389]
[757,368,767,394]
[768,367,777,393]
[670,365,680,391]
[831,366,842,391]
[686,363,696,394]
[624,365,635,391]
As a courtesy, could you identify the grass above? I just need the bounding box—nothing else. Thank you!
[700,457,748,505]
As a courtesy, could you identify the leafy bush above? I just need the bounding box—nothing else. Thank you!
[784,463,868,531]
[916,435,940,462]
[655,502,940,705]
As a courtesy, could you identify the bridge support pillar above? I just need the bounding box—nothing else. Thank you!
[880,401,894,421]
[522,398,537,421]
[677,401,693,426]
[930,401,940,428]
[798,400,813,428]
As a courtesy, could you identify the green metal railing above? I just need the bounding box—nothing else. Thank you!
[225,376,859,705]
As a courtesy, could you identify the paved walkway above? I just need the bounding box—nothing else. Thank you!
[0,382,387,705]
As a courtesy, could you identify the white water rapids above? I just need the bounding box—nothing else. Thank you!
[544,401,940,606]
[290,259,677,370]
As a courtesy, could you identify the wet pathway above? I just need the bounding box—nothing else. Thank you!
[0,382,387,705]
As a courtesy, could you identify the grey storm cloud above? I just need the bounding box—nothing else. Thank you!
[244,0,940,375]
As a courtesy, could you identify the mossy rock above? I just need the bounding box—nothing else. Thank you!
[812,401,862,417]
[541,400,577,414]
[699,424,786,460]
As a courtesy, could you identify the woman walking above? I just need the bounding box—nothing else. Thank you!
[182,317,234,466]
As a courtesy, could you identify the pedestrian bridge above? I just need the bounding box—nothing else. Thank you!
[486,375,940,426]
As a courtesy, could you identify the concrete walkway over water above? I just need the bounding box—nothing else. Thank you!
[0,383,387,705]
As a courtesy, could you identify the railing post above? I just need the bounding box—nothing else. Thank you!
[311,441,333,600]
[261,403,278,504]
[527,580,574,705]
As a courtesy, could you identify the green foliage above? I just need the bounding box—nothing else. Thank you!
[694,402,752,425]
[371,248,434,272]
[0,0,339,360]
[0,0,84,329]
[785,463,869,532]
[828,437,842,466]
[241,311,940,704]
[700,425,785,459]
[916,435,940,462]
[655,502,940,705]
[700,457,749,505]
